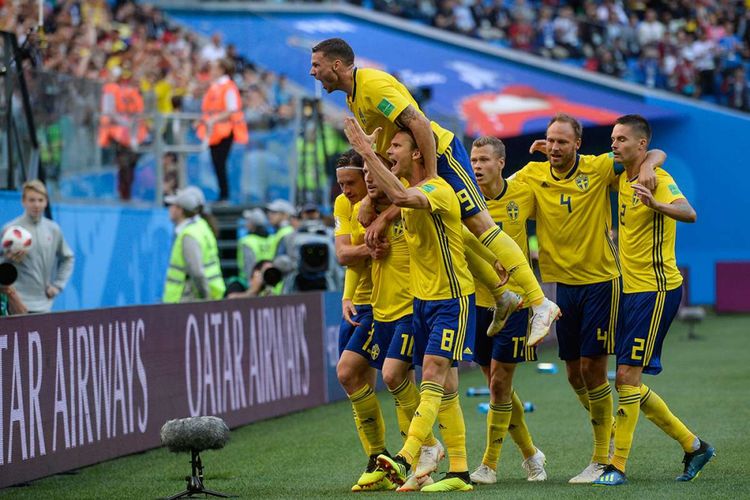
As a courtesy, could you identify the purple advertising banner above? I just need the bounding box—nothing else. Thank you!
[0,293,326,488]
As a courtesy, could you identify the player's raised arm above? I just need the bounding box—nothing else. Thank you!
[395,105,437,178]
[344,117,429,209]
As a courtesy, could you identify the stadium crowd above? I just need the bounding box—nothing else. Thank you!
[0,0,295,129]
[352,0,750,111]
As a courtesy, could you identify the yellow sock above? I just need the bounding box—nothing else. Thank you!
[508,390,536,460]
[400,382,443,464]
[389,379,437,446]
[352,408,370,456]
[349,385,386,455]
[479,227,544,305]
[438,392,469,472]
[481,400,512,469]
[463,227,503,296]
[574,385,590,411]
[611,384,641,472]
[640,384,697,452]
[588,382,614,464]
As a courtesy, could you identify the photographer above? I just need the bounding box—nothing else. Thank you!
[226,260,284,299]
[0,263,28,316]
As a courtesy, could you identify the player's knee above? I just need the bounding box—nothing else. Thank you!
[337,359,363,391]
[382,370,404,391]
[615,365,642,388]
[489,375,512,402]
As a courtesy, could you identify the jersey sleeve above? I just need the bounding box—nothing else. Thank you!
[418,181,452,213]
[334,194,353,237]
[363,76,412,124]
[349,202,366,245]
[597,152,621,182]
[653,169,685,205]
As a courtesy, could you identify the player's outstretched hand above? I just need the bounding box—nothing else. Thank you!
[5,249,27,263]
[343,117,380,155]
[632,183,657,208]
[342,298,360,326]
[529,139,547,155]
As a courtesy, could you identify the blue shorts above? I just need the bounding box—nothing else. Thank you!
[339,304,373,356]
[412,295,476,365]
[556,279,621,360]
[438,136,487,219]
[474,306,537,366]
[617,286,682,375]
[375,315,415,364]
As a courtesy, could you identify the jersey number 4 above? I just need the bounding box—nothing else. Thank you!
[560,194,573,213]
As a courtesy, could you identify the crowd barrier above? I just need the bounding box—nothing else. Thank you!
[0,292,342,488]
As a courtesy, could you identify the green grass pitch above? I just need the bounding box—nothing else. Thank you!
[3,313,748,499]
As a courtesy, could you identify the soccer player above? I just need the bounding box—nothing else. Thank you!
[345,118,475,492]
[310,38,559,342]
[593,115,714,486]
[348,166,445,492]
[333,149,386,490]
[514,113,664,483]
[467,137,547,484]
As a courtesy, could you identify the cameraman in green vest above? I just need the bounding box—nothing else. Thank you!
[237,208,274,282]
[163,186,226,303]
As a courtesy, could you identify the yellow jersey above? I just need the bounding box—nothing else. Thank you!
[347,67,454,157]
[370,216,413,321]
[514,153,621,285]
[618,168,685,293]
[474,178,536,308]
[402,177,475,300]
[345,201,373,306]
[333,193,353,238]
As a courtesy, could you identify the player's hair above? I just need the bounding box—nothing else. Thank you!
[311,38,355,66]
[394,128,418,151]
[615,114,652,143]
[336,149,364,176]
[548,113,582,140]
[472,136,506,159]
[22,179,48,200]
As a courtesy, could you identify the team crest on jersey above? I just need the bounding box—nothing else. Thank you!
[370,344,380,360]
[575,174,590,191]
[392,219,405,238]
[632,191,640,207]
[506,200,520,221]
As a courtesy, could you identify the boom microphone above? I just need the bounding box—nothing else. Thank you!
[160,416,230,453]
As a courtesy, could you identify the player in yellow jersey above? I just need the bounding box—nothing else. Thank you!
[333,149,395,491]
[467,137,548,485]
[345,118,475,492]
[310,37,559,343]
[515,113,665,483]
[593,115,714,486]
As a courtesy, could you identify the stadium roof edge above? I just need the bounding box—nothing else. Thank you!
[154,0,749,120]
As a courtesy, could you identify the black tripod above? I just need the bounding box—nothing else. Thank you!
[166,450,232,500]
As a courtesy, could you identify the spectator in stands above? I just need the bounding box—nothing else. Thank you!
[237,208,274,282]
[199,32,226,63]
[98,66,148,200]
[162,186,226,303]
[197,58,248,203]
[1,180,74,313]
[638,9,666,47]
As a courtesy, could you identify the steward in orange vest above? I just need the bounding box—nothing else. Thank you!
[98,69,148,148]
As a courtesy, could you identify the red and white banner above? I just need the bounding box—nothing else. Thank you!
[0,294,326,488]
